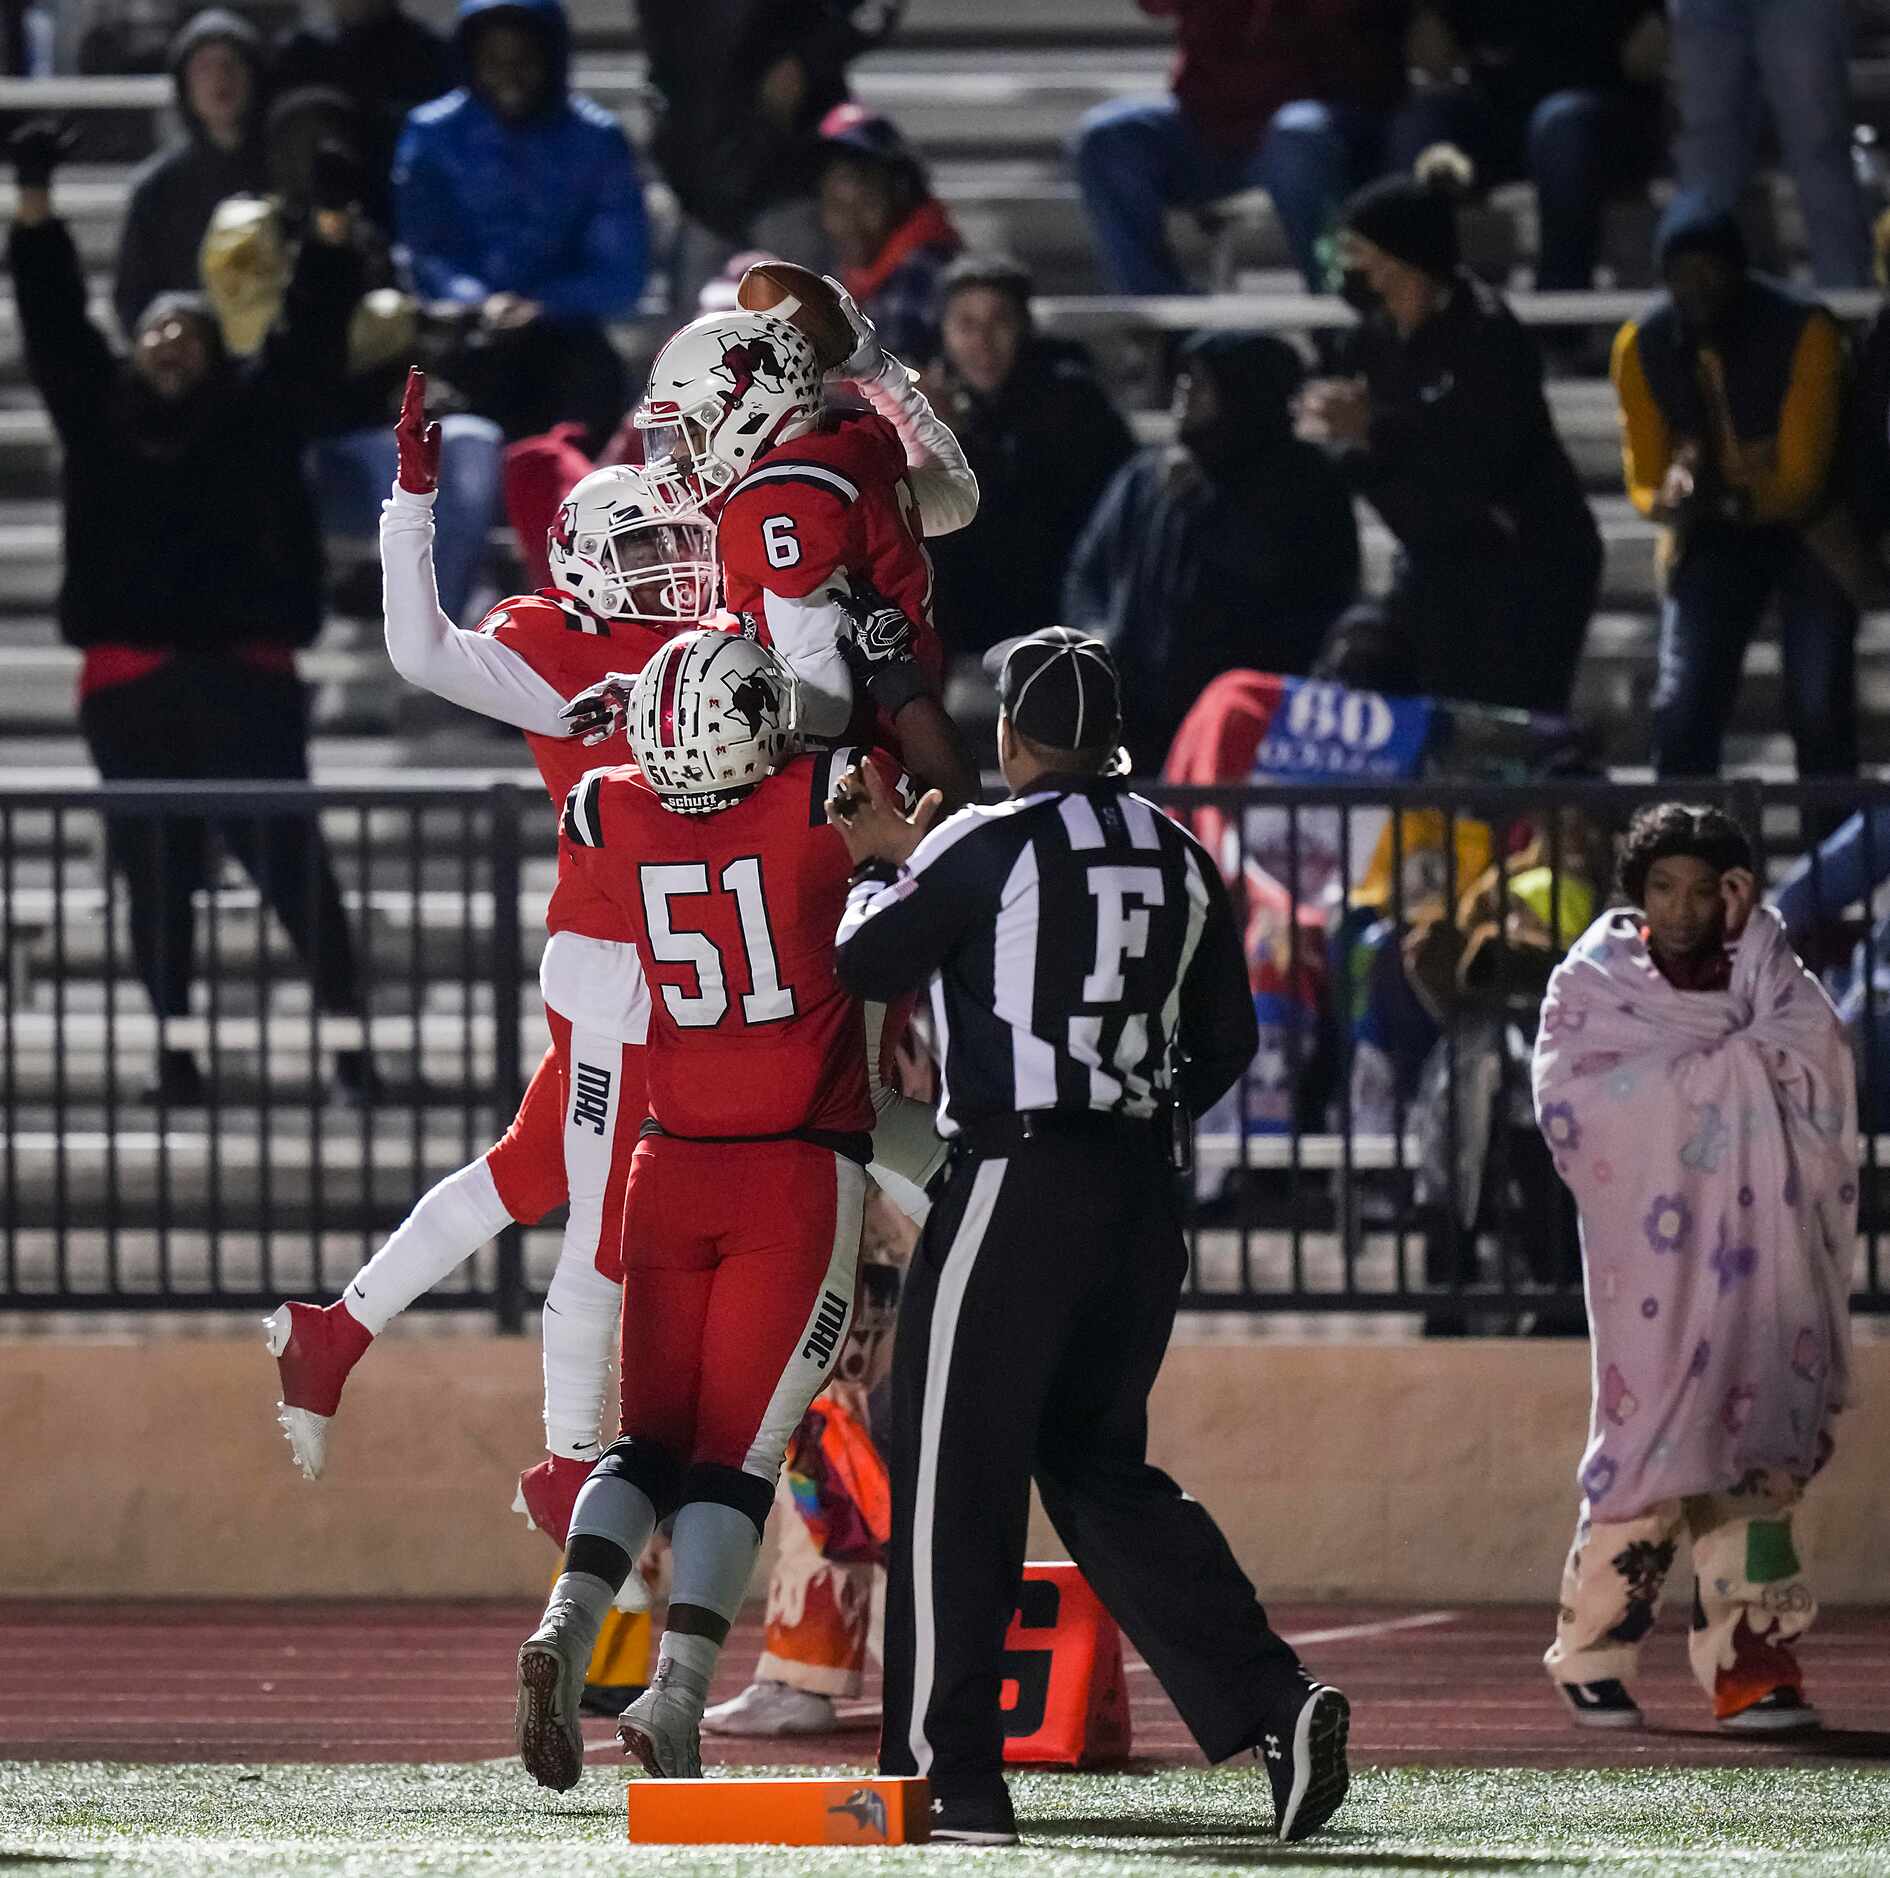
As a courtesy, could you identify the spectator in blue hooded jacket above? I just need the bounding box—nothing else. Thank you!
[393,0,646,445]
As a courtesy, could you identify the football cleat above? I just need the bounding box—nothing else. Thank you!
[701,1679,836,1737]
[617,1677,705,1779]
[264,1299,372,1480]
[1558,1679,1644,1730]
[515,1606,596,1793]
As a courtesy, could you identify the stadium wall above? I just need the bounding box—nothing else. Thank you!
[7,1338,1885,1601]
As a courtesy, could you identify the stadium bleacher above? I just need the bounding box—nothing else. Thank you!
[3,0,1890,774]
[6,0,1890,1307]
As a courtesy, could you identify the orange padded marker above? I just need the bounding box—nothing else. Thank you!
[626,1775,930,1845]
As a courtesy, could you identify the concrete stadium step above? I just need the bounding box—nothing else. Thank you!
[1,53,1169,166]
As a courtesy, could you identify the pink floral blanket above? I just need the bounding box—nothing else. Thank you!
[1533,907,1856,1518]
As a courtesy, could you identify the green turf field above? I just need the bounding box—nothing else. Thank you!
[5,1762,1890,1876]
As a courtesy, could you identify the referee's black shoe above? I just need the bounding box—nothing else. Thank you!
[1255,1682,1350,1842]
[928,1783,1019,1846]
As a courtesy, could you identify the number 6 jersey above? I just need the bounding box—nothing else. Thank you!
[562,747,899,1144]
[715,412,944,739]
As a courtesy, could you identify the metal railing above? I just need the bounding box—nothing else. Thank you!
[3,775,1888,1327]
[0,781,529,1327]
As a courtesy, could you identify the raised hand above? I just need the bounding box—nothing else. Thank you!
[9,118,77,192]
[394,366,441,495]
[823,273,887,381]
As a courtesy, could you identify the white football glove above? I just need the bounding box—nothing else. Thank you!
[824,274,888,383]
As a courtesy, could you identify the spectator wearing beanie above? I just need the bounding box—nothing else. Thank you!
[1299,160,1600,716]
[1615,194,1864,780]
[923,255,1135,656]
[817,103,961,363]
[1065,329,1359,771]
[115,8,268,337]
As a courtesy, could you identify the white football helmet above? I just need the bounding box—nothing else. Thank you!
[546,463,715,622]
[627,630,798,813]
[633,311,823,509]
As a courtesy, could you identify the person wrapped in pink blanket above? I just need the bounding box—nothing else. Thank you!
[1533,804,1855,1736]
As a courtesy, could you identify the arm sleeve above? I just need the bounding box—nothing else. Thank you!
[1174,843,1258,1116]
[9,218,113,443]
[380,489,574,732]
[393,130,487,305]
[848,355,980,537]
[762,580,858,737]
[541,1250,623,1458]
[834,812,994,1002]
[1613,320,1672,518]
[1746,313,1844,525]
[533,127,648,322]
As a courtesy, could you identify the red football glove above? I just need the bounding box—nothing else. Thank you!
[513,1452,596,1549]
[394,365,441,495]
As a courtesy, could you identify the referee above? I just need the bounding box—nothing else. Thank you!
[827,627,1350,1847]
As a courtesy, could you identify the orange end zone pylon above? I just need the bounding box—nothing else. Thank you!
[626,1775,931,1845]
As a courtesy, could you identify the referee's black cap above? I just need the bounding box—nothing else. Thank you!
[983,627,1123,752]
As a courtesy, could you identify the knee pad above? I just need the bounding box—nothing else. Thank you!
[595,1435,683,1522]
[678,1461,775,1542]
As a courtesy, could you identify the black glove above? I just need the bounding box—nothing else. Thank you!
[838,579,932,715]
[838,577,913,666]
[10,119,77,191]
[309,139,364,215]
[561,673,639,747]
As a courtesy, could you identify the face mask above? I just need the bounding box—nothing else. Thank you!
[1338,267,1380,314]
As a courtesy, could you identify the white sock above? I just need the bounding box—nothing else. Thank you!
[341,1158,512,1335]
[541,1252,622,1459]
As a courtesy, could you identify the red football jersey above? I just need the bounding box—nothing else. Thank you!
[716,413,943,690]
[561,748,893,1141]
[475,589,686,941]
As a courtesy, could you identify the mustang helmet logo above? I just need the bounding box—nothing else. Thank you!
[725,669,781,738]
[828,1789,888,1837]
[713,334,788,406]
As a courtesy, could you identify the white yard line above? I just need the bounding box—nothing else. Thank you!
[1286,1609,1461,1648]
[1124,1607,1461,1672]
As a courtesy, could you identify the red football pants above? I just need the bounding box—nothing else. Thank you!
[618,1136,866,1483]
[484,1009,647,1281]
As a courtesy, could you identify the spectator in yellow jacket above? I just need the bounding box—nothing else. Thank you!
[1613,194,1859,780]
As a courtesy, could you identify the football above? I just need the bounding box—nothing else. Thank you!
[735,261,857,371]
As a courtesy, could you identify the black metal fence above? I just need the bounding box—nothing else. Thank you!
[3,776,1888,1328]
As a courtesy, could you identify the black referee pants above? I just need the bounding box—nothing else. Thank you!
[878,1122,1305,1802]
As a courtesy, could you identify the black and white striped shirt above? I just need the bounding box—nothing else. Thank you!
[834,778,1257,1134]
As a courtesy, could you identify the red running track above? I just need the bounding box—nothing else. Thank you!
[4,1601,1889,1771]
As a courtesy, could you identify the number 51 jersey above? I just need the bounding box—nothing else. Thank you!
[561,748,894,1143]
